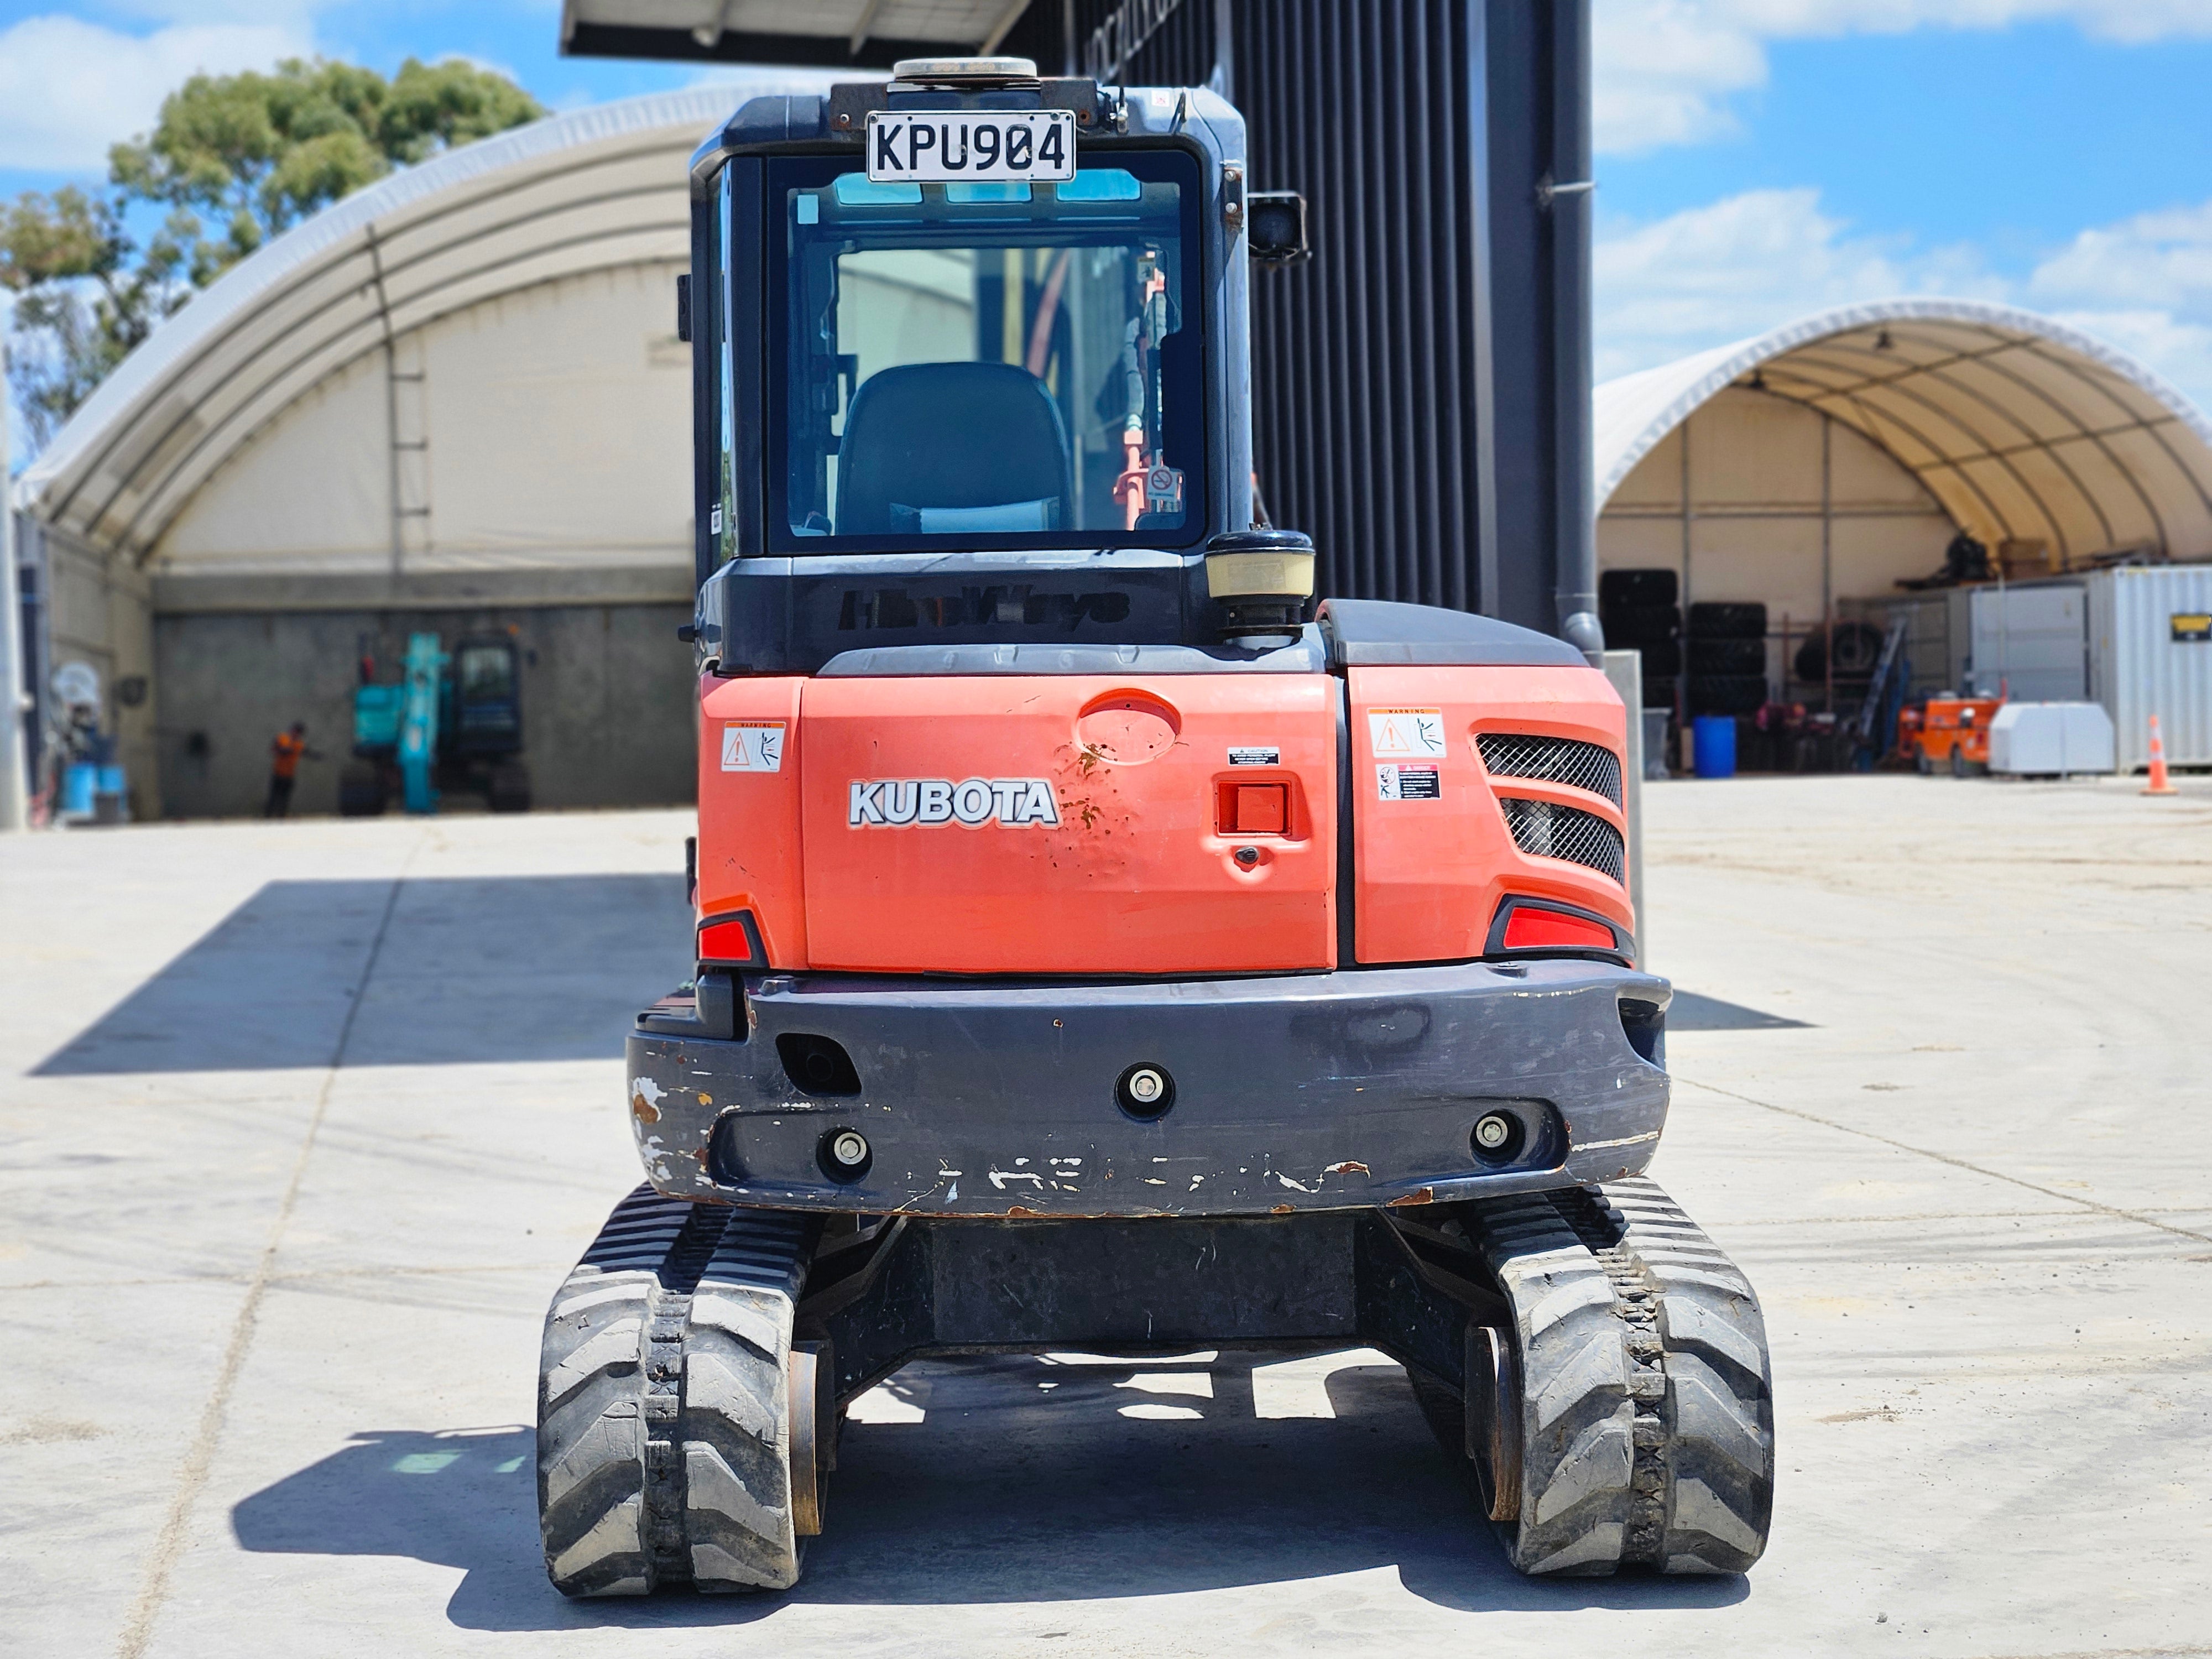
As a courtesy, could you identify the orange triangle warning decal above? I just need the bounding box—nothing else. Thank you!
[1366,708,1448,759]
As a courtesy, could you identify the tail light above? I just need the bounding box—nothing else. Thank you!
[1488,896,1631,962]
[698,910,765,968]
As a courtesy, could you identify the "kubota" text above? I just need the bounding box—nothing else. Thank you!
[848,778,1061,828]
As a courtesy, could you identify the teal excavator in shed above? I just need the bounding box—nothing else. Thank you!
[341,632,533,816]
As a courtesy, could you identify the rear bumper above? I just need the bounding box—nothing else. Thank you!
[627,959,1670,1218]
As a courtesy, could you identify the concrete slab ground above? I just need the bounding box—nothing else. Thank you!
[2,776,2208,1659]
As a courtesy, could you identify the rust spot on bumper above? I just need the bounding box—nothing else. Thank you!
[1270,1203,1293,1215]
[1386,1187,1436,1208]
[1006,1204,1043,1218]
[1324,1161,1370,1176]
[631,1093,660,1125]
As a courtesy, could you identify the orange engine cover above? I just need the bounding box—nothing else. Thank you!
[1349,665,1631,963]
[696,663,1630,975]
[700,672,1339,976]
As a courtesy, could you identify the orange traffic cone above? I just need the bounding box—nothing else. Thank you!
[2144,714,2179,796]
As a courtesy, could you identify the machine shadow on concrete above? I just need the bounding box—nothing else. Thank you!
[1667,992,1811,1031]
[229,1354,1748,1630]
[35,875,692,1074]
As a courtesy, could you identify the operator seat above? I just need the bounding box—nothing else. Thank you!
[836,361,1073,536]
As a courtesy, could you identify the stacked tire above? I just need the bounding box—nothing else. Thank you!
[1599,570,1680,714]
[1686,602,1768,717]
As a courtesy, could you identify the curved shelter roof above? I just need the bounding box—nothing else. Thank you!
[14,80,830,563]
[1594,298,2212,567]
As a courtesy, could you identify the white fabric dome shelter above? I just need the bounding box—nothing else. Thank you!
[20,84,830,570]
[1594,299,2212,671]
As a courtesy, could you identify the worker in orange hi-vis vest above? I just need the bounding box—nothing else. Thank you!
[265,722,322,819]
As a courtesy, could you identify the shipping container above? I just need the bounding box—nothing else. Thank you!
[2089,564,2212,770]
[1968,584,2089,702]
[1851,580,2090,706]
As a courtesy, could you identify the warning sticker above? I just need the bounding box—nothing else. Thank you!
[2173,612,2211,643]
[720,721,786,773]
[1377,764,1441,801]
[1228,745,1281,766]
[1368,707,1448,759]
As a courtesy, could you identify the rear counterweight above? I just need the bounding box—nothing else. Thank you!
[627,958,1670,1217]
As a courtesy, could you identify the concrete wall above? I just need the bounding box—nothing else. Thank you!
[151,574,696,818]
[1599,387,1959,694]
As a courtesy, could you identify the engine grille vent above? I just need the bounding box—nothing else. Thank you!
[1477,734,1623,806]
[1499,798,1627,885]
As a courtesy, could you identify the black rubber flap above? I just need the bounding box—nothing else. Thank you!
[1318,598,1588,668]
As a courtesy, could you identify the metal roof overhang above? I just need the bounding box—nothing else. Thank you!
[559,0,1036,69]
[14,84,833,564]
[1594,298,2212,565]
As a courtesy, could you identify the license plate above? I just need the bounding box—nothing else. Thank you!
[865,110,1076,184]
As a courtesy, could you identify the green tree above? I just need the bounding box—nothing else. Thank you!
[4,56,542,451]
[0,187,189,449]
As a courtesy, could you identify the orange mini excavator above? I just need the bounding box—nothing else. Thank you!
[1907,695,2004,775]
[536,59,1775,1596]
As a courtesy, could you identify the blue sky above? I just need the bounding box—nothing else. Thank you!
[7,1,2212,461]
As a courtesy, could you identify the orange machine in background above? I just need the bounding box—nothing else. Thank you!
[1903,696,2004,775]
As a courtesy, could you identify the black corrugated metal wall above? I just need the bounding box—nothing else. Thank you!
[1238,1,1487,612]
[1008,0,1575,631]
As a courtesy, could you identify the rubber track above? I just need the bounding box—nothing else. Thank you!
[537,1186,814,1597]
[684,1207,814,1591]
[1463,1177,1774,1576]
[1602,1177,1776,1573]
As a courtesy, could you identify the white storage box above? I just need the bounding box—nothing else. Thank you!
[1988,702,2115,776]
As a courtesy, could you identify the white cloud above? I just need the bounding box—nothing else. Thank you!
[2028,201,2212,314]
[2024,202,2212,408]
[1595,0,2212,155]
[2038,307,2212,406]
[1596,184,2212,414]
[1594,2,1771,154]
[1594,186,1999,378]
[0,13,312,173]
[67,0,323,23]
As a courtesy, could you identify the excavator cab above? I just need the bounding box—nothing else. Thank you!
[686,62,1259,666]
[534,59,1776,1603]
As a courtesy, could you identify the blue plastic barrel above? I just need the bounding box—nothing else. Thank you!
[97,764,126,796]
[61,763,98,816]
[1693,715,1738,779]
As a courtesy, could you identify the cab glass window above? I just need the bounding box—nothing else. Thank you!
[455,645,514,700]
[766,152,1204,551]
